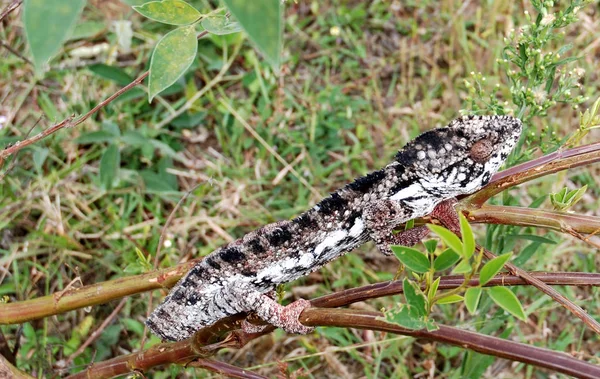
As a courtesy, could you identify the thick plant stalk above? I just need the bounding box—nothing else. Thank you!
[65,307,600,379]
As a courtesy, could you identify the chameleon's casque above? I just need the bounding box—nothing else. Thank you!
[147,115,522,341]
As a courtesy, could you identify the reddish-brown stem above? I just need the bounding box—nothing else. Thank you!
[65,307,600,379]
[0,0,21,23]
[469,204,600,233]
[466,141,600,207]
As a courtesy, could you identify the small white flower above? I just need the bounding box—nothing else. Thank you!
[330,26,341,36]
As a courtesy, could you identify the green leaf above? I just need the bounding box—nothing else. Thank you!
[201,15,243,35]
[488,286,527,321]
[76,131,117,144]
[459,213,475,259]
[88,64,134,86]
[391,246,430,274]
[99,144,120,190]
[423,239,437,254]
[222,0,283,71]
[479,253,512,286]
[452,259,472,274]
[433,248,461,272]
[403,278,427,318]
[436,294,464,305]
[428,276,440,303]
[382,304,428,330]
[148,25,198,101]
[23,0,86,73]
[464,287,482,315]
[133,0,201,25]
[428,224,463,257]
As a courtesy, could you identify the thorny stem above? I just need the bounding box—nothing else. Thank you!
[64,307,600,379]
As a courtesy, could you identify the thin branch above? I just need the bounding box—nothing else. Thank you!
[466,141,600,206]
[2,269,598,326]
[468,205,600,234]
[0,39,32,65]
[0,260,199,324]
[0,30,210,161]
[0,0,21,23]
[64,307,600,379]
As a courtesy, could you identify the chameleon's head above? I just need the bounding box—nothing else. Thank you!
[395,115,522,196]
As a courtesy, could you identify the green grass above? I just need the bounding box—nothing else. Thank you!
[1,0,600,377]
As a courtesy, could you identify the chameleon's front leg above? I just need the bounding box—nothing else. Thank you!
[229,284,313,335]
[363,199,430,255]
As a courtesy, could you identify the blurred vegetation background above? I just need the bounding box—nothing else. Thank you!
[0,0,599,377]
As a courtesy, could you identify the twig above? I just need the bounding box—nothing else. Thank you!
[0,116,41,178]
[0,30,210,161]
[0,0,21,23]
[63,298,127,367]
[64,307,600,379]
[2,269,598,325]
[0,40,32,65]
[467,141,600,206]
[0,260,199,324]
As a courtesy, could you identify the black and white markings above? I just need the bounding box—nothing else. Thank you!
[146,115,523,341]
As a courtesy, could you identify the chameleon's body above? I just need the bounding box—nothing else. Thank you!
[147,115,522,341]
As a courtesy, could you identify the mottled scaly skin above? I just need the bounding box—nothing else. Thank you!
[147,115,523,341]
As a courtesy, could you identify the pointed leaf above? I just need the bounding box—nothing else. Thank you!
[459,213,475,258]
[148,25,198,101]
[391,246,430,274]
[201,15,243,35]
[479,253,512,286]
[433,248,461,271]
[23,0,86,73]
[488,286,527,321]
[423,239,438,253]
[428,276,441,303]
[465,287,482,315]
[436,294,464,305]
[133,0,201,25]
[452,259,472,274]
[222,0,282,71]
[428,224,463,257]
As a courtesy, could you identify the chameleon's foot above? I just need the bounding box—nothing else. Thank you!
[277,299,314,334]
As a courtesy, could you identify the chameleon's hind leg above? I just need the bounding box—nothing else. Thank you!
[363,199,430,256]
[231,285,313,335]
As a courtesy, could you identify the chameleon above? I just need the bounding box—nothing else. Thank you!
[147,115,523,341]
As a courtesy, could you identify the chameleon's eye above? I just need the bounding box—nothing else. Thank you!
[469,138,494,163]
